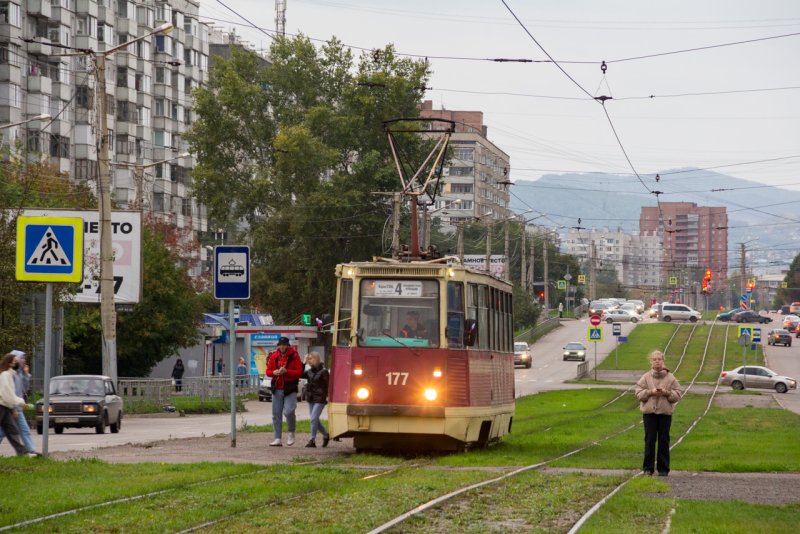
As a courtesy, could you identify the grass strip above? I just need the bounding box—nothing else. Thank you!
[596,323,678,370]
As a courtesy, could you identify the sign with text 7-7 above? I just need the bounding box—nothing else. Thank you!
[24,209,142,304]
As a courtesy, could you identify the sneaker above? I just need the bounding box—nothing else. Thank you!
[642,470,654,476]
[269,439,282,447]
[305,440,316,448]
[287,432,295,446]
[322,434,330,448]
[657,471,669,477]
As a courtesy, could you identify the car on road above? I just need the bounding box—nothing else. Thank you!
[790,302,800,315]
[719,365,797,393]
[783,315,800,332]
[647,304,661,318]
[658,303,701,323]
[258,375,308,402]
[731,310,772,324]
[563,342,587,362]
[601,309,641,323]
[779,305,791,315]
[36,375,123,435]
[514,341,532,368]
[715,308,743,321]
[766,329,792,347]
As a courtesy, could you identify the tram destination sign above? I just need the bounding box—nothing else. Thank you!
[374,281,422,297]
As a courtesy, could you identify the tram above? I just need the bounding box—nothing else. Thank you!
[327,257,516,451]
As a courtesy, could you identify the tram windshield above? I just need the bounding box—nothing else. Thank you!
[359,279,439,348]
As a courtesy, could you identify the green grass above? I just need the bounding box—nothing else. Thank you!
[596,323,678,370]
[125,397,246,415]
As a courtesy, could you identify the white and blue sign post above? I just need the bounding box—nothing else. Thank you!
[214,246,250,448]
[612,322,622,369]
[16,215,83,458]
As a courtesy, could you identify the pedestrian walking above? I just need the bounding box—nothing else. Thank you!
[265,337,303,446]
[0,353,32,456]
[236,357,248,387]
[216,359,223,375]
[558,302,564,318]
[635,350,682,476]
[171,358,185,392]
[303,351,330,448]
[0,351,36,454]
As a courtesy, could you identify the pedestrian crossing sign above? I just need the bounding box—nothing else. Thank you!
[737,326,753,340]
[588,327,602,342]
[16,215,83,282]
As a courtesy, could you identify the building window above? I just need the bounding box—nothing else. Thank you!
[0,83,22,108]
[154,98,167,116]
[116,66,128,87]
[49,134,70,158]
[116,134,133,155]
[454,148,473,161]
[74,159,98,181]
[154,129,170,147]
[181,198,192,216]
[0,2,21,27]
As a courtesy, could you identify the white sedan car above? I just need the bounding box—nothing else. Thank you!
[601,309,641,323]
[719,366,796,394]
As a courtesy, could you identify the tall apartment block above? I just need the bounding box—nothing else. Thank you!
[419,100,510,227]
[639,202,728,283]
[564,228,662,290]
[1,0,208,273]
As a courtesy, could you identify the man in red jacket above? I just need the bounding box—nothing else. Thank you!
[266,337,304,446]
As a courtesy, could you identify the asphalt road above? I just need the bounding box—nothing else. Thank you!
[761,315,800,413]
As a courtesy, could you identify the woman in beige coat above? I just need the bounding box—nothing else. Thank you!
[635,350,682,476]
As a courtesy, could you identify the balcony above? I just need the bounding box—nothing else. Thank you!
[26,39,51,56]
[27,75,52,94]
[27,0,52,18]
[75,0,98,17]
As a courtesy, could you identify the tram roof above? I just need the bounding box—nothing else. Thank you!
[336,256,512,288]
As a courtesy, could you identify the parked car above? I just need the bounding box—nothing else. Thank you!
[258,374,308,402]
[715,308,743,321]
[732,310,772,324]
[514,341,532,368]
[601,309,641,323]
[563,342,587,361]
[766,329,792,347]
[36,375,123,435]
[628,300,646,314]
[719,366,797,393]
[658,303,701,322]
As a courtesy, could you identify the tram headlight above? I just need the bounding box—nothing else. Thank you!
[447,268,455,278]
[432,367,442,378]
[353,364,363,376]
[424,388,438,401]
[356,387,370,400]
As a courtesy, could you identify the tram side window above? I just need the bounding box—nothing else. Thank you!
[506,291,513,352]
[466,283,478,347]
[336,279,353,346]
[447,282,465,349]
[478,284,489,350]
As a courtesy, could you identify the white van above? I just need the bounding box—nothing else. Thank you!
[658,303,701,323]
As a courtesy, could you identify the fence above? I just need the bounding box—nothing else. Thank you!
[515,317,561,344]
[118,375,259,409]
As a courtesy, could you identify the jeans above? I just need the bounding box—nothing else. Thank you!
[0,406,28,455]
[643,413,672,474]
[308,402,328,441]
[271,390,297,439]
[0,405,34,453]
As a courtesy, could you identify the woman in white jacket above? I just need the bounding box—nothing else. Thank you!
[0,353,29,455]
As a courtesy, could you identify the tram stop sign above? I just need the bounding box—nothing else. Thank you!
[590,315,601,326]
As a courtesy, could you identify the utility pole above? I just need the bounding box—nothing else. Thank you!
[457,221,464,263]
[503,220,510,280]
[543,235,549,312]
[520,228,526,289]
[275,0,287,36]
[485,221,492,275]
[392,192,401,259]
[740,242,747,297]
[528,237,534,293]
[590,240,597,301]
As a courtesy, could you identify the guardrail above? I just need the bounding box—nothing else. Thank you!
[118,375,259,408]
[515,317,561,344]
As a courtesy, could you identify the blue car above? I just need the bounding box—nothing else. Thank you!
[716,308,743,322]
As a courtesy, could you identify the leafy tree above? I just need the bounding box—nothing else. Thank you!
[774,253,800,307]
[0,150,95,354]
[63,220,206,376]
[186,37,431,321]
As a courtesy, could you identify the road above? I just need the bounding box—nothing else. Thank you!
[761,317,800,414]
[514,316,640,396]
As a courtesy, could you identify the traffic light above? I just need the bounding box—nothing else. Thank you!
[706,270,712,278]
[539,291,545,300]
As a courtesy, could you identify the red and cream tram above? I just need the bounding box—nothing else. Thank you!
[328,257,515,451]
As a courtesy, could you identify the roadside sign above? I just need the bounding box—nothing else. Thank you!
[781,281,788,288]
[588,327,602,342]
[738,334,750,347]
[590,315,601,326]
[557,280,567,290]
[214,245,250,300]
[612,323,621,336]
[618,336,628,343]
[752,327,761,343]
[738,325,753,342]
[669,276,678,285]
[564,273,572,281]
[577,274,586,284]
[16,215,83,283]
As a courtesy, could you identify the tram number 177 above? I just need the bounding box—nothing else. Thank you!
[386,372,409,386]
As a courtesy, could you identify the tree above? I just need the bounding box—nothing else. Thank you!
[774,253,800,308]
[63,221,206,376]
[186,37,431,321]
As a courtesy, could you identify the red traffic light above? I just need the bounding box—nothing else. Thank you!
[705,270,712,278]
[539,291,545,299]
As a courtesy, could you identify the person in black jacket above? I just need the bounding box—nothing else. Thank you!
[171,358,185,392]
[303,351,330,448]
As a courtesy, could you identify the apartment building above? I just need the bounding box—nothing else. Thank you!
[0,0,209,271]
[639,202,728,283]
[564,228,662,289]
[419,100,510,228]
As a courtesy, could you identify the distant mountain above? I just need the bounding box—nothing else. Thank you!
[509,169,800,266]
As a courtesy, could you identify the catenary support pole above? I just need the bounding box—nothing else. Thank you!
[229,300,237,447]
[42,283,53,457]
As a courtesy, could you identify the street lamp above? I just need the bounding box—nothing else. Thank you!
[95,22,174,384]
[114,151,190,209]
[0,114,51,130]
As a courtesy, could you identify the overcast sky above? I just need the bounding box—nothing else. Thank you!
[200,0,800,193]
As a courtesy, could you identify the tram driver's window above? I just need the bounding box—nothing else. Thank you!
[336,279,353,346]
[359,279,439,348]
[447,282,464,349]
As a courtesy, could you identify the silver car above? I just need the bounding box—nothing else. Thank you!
[563,342,587,362]
[602,309,640,323]
[514,342,532,368]
[719,365,797,394]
